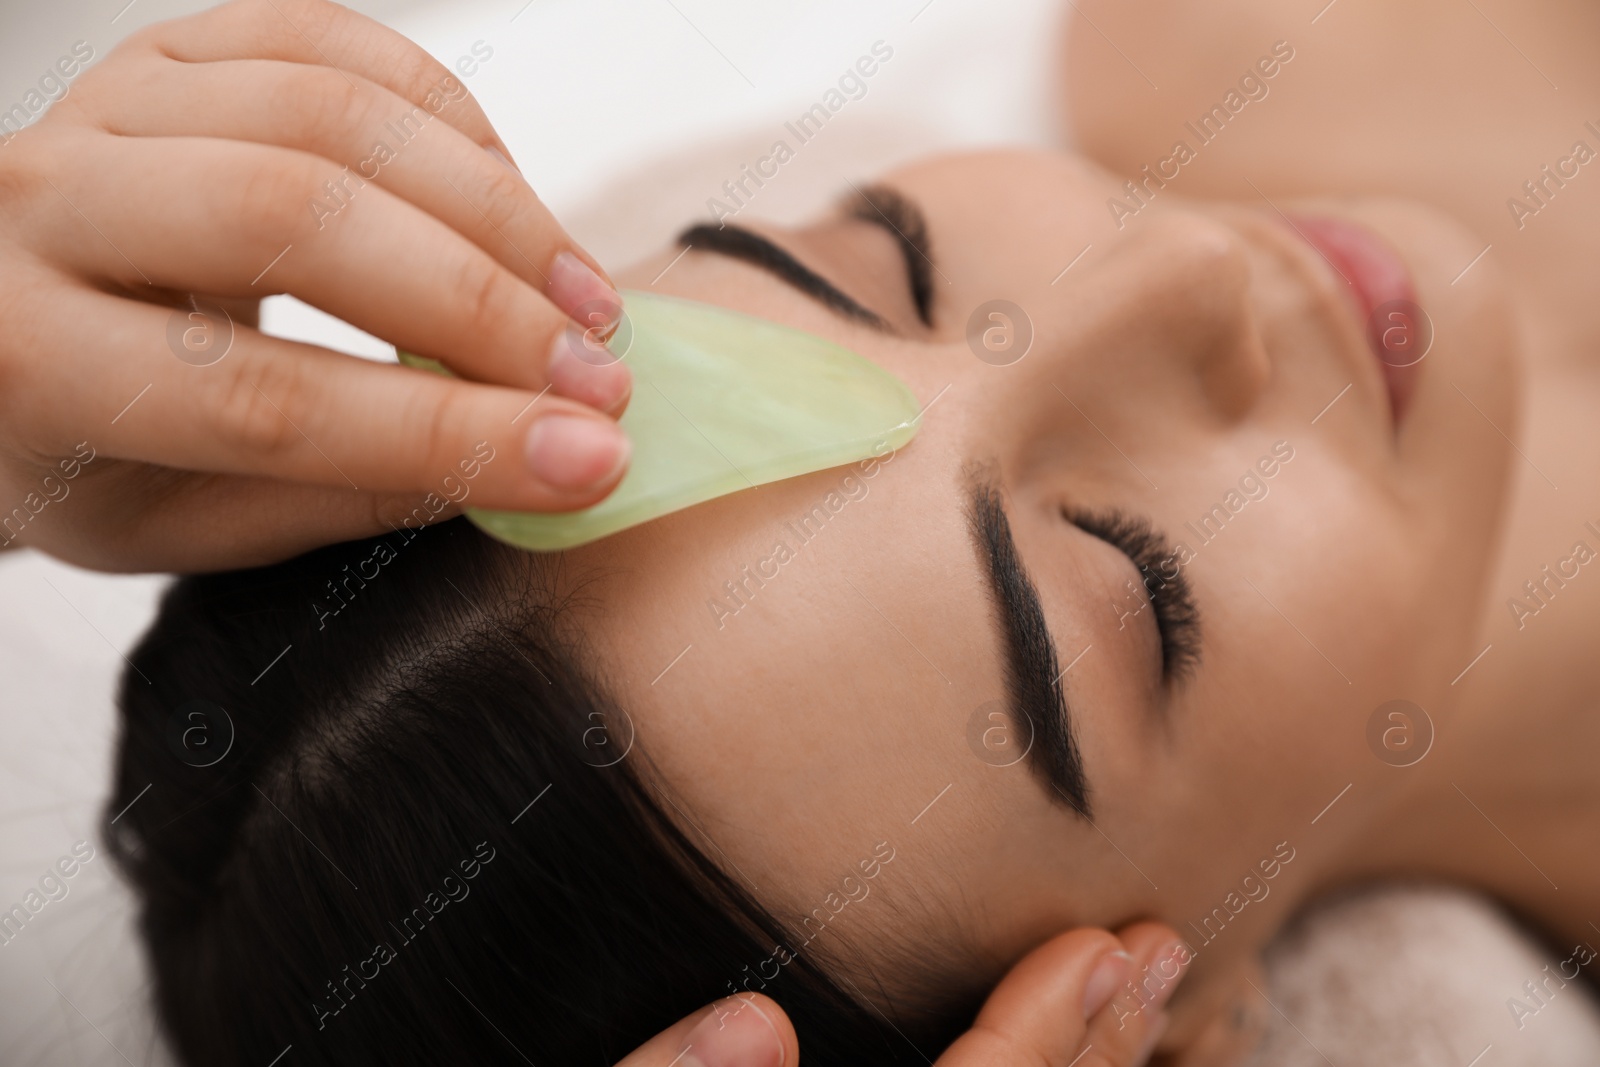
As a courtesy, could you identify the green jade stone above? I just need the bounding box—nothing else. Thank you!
[397,289,921,550]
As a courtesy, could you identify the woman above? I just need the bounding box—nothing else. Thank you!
[7,0,1598,1064]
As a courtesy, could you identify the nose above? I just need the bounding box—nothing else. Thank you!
[958,208,1273,489]
[1108,211,1272,420]
[998,211,1272,427]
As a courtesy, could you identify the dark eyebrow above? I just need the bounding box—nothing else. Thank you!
[847,184,935,327]
[675,223,891,331]
[968,481,1091,818]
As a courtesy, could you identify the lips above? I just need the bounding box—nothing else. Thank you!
[1284,215,1427,425]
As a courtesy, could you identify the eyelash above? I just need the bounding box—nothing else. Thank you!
[1061,507,1203,683]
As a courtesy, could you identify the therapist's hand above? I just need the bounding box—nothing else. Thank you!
[617,922,1192,1067]
[0,0,633,572]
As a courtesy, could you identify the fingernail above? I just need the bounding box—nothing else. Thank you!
[524,414,629,492]
[485,144,522,175]
[1147,940,1192,1009]
[682,996,786,1067]
[547,324,632,413]
[547,251,622,333]
[1083,950,1133,1019]
[1132,1011,1170,1067]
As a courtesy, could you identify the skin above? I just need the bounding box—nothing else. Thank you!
[545,3,1600,1060]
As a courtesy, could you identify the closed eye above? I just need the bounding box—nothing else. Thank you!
[845,183,936,327]
[1063,507,1203,682]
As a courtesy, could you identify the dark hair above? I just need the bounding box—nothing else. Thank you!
[105,518,973,1066]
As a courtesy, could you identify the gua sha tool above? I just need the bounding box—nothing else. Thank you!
[398,289,921,551]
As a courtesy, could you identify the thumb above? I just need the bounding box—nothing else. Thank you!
[615,993,798,1067]
[935,923,1187,1067]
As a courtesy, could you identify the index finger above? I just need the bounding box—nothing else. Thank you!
[143,0,513,166]
[137,0,618,308]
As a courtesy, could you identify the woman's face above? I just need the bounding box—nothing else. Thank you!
[557,149,1518,1027]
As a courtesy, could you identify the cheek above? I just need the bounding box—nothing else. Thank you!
[1162,450,1434,807]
